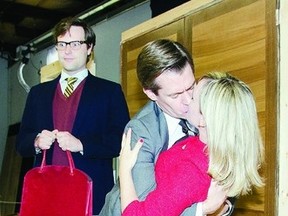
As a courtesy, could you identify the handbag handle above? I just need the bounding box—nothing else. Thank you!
[40,150,75,175]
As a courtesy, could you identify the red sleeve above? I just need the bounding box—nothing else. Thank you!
[122,150,211,216]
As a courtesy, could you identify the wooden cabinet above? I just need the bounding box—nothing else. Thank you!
[121,0,277,215]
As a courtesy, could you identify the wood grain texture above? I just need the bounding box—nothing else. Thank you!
[190,1,267,212]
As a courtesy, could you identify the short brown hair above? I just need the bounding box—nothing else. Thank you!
[137,39,194,94]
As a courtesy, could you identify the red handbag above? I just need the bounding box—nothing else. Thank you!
[19,150,93,216]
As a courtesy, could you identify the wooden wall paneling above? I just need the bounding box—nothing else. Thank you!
[121,19,185,117]
[264,0,277,215]
[188,0,275,214]
[121,0,223,43]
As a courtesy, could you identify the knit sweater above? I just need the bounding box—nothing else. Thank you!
[52,80,85,165]
[122,136,211,216]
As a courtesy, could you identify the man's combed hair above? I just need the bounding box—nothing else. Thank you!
[52,17,95,48]
[137,39,194,94]
[200,72,264,197]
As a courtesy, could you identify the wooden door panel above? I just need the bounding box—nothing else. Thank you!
[188,0,269,214]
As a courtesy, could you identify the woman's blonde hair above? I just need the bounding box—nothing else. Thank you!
[200,72,264,197]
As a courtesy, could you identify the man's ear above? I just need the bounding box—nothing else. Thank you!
[87,45,93,55]
[143,88,157,101]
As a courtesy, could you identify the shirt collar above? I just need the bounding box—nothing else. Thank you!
[164,113,182,136]
[60,69,88,84]
[164,113,186,148]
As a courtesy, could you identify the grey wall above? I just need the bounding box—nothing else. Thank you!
[93,2,151,82]
[0,1,150,172]
[8,52,47,125]
[0,57,8,170]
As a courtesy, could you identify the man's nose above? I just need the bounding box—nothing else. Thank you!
[182,91,192,105]
[64,44,72,53]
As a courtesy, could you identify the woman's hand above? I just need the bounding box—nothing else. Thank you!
[119,128,143,175]
[119,128,144,212]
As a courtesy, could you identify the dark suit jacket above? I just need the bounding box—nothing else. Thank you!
[16,73,130,214]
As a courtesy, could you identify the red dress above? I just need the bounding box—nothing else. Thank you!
[122,136,211,216]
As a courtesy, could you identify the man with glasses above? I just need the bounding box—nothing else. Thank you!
[16,17,130,215]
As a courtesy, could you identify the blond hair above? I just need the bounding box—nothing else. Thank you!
[200,72,264,197]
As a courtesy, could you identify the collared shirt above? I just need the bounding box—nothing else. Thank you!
[59,69,88,94]
[164,113,186,149]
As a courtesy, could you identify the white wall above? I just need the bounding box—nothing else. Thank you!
[278,0,288,214]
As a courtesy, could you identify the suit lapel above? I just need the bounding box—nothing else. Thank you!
[42,76,60,130]
[153,103,169,152]
[72,73,92,134]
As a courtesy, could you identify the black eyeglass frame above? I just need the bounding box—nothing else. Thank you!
[55,40,87,50]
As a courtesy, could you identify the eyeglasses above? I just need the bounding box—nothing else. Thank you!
[55,41,87,51]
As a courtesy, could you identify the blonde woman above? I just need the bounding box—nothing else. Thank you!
[119,72,264,216]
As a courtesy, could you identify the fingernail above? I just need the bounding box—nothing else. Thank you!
[139,138,144,143]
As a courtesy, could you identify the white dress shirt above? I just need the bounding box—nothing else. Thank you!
[164,113,186,149]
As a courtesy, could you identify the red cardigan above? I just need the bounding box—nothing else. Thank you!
[123,136,211,216]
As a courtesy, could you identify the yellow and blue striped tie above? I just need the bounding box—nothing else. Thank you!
[64,77,78,98]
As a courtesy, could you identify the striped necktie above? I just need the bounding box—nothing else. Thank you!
[179,119,199,136]
[64,77,78,98]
